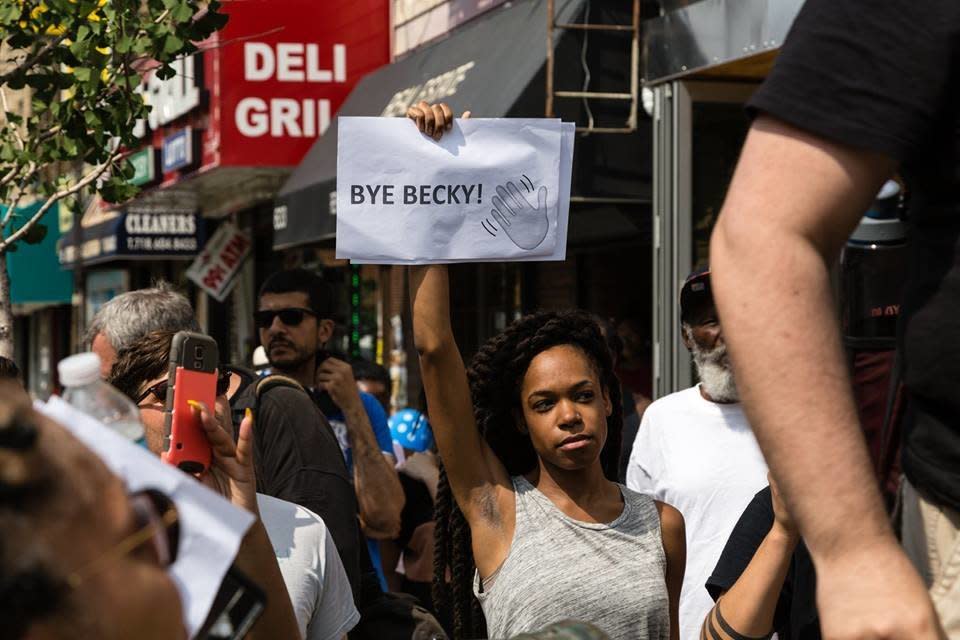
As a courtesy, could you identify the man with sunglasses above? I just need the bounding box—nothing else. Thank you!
[254,269,404,536]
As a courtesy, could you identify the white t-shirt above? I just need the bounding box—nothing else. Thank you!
[626,386,768,640]
[257,494,360,640]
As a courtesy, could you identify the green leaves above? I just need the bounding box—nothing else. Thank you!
[98,174,138,204]
[0,0,227,253]
[170,1,195,23]
[162,34,184,55]
[0,4,22,24]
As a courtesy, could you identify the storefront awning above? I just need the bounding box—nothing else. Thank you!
[58,207,205,268]
[273,0,586,250]
[643,0,804,84]
[3,202,73,306]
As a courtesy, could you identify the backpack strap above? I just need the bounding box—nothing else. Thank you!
[252,374,306,414]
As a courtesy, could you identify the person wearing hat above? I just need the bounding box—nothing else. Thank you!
[626,267,769,640]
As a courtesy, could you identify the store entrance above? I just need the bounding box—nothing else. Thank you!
[651,80,757,397]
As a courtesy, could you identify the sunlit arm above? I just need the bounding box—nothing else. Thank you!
[702,524,797,640]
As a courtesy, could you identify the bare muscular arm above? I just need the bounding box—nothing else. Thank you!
[710,115,941,639]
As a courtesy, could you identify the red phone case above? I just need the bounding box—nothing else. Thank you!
[164,366,216,474]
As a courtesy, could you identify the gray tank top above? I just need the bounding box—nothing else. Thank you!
[474,476,670,640]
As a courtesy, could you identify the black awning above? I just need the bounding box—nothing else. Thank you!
[272,0,586,250]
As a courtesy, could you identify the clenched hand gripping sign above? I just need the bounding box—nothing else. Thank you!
[336,117,573,264]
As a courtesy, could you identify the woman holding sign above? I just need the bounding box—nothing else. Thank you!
[407,103,683,640]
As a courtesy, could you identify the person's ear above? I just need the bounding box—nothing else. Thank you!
[603,386,613,417]
[681,324,694,352]
[316,318,335,345]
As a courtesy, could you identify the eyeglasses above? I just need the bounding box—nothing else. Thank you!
[254,307,316,329]
[68,489,179,588]
[137,369,232,405]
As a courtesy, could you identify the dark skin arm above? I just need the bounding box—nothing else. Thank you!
[408,262,516,579]
[316,358,404,539]
[406,101,516,581]
[656,501,685,640]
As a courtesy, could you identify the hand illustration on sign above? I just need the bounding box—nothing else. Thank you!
[482,174,550,250]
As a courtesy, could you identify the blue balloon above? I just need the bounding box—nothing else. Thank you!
[388,408,434,452]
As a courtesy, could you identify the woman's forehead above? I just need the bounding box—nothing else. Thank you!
[523,345,599,386]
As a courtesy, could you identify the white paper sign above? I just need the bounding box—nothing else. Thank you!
[186,222,252,302]
[352,122,575,265]
[336,117,567,263]
[38,398,254,638]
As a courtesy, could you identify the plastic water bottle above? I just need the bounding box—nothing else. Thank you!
[58,352,146,442]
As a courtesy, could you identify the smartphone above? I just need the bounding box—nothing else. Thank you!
[163,331,217,474]
[196,566,266,640]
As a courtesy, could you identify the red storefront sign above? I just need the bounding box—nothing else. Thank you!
[217,0,390,166]
[138,0,390,186]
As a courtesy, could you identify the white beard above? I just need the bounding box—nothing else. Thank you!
[691,342,739,403]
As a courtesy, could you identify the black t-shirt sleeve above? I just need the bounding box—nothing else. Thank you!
[706,487,776,601]
[254,387,362,594]
[749,0,960,162]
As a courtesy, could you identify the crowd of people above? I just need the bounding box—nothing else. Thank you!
[4,0,960,636]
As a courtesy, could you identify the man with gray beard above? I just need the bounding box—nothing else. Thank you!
[627,268,769,640]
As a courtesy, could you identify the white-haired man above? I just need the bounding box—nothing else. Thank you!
[627,268,769,640]
[90,283,364,639]
[86,282,200,378]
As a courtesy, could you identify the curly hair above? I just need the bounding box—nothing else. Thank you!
[432,310,624,638]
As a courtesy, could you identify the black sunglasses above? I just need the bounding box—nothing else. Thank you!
[254,307,317,329]
[137,369,232,405]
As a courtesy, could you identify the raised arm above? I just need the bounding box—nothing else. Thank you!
[702,478,797,640]
[408,263,514,575]
[710,115,940,639]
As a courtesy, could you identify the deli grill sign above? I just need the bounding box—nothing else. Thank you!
[186,222,252,302]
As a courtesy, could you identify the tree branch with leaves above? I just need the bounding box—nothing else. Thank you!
[0,0,228,357]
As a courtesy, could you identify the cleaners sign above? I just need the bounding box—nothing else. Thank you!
[58,212,203,267]
[336,117,574,264]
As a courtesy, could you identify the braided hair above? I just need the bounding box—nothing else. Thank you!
[432,311,624,638]
[0,383,69,639]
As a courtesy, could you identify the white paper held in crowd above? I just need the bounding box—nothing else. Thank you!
[336,117,574,264]
[38,398,254,638]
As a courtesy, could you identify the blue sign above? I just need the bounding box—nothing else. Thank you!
[162,128,195,172]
